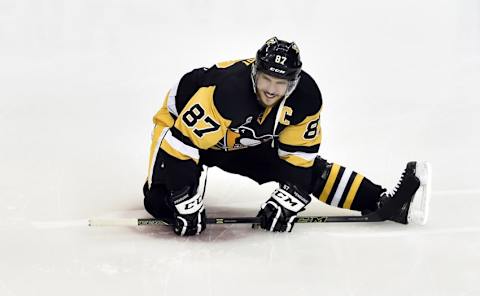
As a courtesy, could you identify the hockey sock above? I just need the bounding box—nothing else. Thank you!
[310,159,385,212]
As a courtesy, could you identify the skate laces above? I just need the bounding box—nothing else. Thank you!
[391,170,407,196]
[381,169,407,203]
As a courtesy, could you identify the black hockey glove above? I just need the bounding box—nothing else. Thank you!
[255,183,312,232]
[169,186,206,236]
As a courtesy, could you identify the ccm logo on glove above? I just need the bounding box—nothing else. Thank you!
[184,196,203,210]
[174,193,204,215]
[271,188,307,212]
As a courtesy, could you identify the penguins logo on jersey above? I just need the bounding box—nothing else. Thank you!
[233,116,277,147]
[215,116,277,151]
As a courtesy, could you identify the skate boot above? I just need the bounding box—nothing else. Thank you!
[374,161,432,224]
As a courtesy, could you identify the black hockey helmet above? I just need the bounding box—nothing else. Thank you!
[251,37,302,98]
[255,37,302,81]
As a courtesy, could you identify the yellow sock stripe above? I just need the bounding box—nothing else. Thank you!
[319,164,341,202]
[342,174,364,209]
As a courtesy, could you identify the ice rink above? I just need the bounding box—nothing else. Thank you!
[1,1,479,295]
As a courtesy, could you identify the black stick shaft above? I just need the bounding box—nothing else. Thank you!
[137,214,383,226]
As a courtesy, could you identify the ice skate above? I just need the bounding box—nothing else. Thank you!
[372,161,432,225]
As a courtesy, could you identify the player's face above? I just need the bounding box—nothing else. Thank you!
[255,72,289,107]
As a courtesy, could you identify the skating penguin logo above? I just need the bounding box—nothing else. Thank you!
[215,116,278,150]
[233,116,277,147]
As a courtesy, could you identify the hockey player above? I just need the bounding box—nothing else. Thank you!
[143,37,431,236]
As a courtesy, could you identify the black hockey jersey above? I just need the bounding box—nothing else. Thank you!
[147,59,322,189]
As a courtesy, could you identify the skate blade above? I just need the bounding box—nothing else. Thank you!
[407,161,432,225]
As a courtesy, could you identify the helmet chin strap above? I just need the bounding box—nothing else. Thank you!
[251,66,265,106]
[285,77,300,98]
[272,96,287,147]
[251,63,258,95]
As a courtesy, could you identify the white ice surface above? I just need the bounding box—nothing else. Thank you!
[2,181,480,296]
[1,1,480,295]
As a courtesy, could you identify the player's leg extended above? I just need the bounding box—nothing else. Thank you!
[310,157,432,224]
[309,157,385,212]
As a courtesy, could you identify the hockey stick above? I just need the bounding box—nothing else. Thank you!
[89,189,413,227]
[88,189,417,227]
[88,213,385,227]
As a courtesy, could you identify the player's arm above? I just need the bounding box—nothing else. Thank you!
[256,112,321,232]
[148,68,231,236]
[149,68,231,181]
[256,82,322,232]
[279,112,321,164]
[277,71,323,191]
[167,91,231,236]
[161,85,231,163]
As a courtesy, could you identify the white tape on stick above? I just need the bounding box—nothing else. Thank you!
[88,218,139,227]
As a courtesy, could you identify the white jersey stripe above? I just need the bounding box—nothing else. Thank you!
[167,82,179,116]
[278,149,317,161]
[164,129,200,160]
[331,169,352,207]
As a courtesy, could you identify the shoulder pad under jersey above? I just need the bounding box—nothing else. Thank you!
[284,70,323,125]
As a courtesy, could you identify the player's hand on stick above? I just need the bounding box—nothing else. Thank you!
[255,183,311,232]
[170,186,206,236]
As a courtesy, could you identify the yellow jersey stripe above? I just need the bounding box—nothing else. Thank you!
[319,163,341,202]
[279,112,321,147]
[147,125,169,187]
[342,174,364,209]
[258,106,273,124]
[153,93,175,128]
[216,59,242,68]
